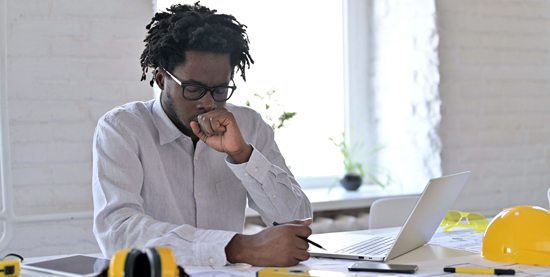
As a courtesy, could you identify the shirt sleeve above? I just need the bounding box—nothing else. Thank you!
[225,113,313,226]
[92,113,235,266]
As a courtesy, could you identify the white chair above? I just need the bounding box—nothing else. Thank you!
[547,188,550,208]
[369,196,419,229]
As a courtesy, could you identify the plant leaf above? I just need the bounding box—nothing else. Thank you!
[327,178,339,195]
[365,171,385,188]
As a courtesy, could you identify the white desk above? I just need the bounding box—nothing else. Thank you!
[21,226,545,277]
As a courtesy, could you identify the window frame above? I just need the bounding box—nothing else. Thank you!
[0,0,15,250]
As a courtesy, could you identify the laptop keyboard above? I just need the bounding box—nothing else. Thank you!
[334,236,395,256]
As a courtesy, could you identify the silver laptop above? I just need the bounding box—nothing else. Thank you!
[309,171,470,261]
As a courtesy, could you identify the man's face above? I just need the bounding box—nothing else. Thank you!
[157,50,233,138]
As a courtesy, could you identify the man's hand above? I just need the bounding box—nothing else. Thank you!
[225,219,313,266]
[190,108,252,163]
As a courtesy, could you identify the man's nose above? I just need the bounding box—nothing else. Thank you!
[200,90,217,111]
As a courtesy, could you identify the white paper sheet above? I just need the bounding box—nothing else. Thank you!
[428,228,484,253]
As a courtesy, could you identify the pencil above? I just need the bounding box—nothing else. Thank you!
[272,221,327,251]
[444,267,515,275]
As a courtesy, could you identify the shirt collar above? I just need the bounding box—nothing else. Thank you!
[152,98,187,145]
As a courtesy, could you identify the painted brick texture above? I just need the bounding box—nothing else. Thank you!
[3,0,154,257]
[437,0,550,214]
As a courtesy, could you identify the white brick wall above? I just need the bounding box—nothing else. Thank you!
[437,0,550,214]
[371,0,442,192]
[2,0,154,258]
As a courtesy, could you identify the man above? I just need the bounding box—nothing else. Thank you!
[92,2,313,267]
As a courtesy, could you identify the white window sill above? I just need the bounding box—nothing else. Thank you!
[246,184,423,217]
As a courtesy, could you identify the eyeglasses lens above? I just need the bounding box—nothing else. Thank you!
[183,86,204,100]
[466,213,489,231]
[441,210,462,226]
[212,87,230,101]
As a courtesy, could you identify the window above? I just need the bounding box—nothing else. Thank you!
[156,1,441,192]
[157,0,345,187]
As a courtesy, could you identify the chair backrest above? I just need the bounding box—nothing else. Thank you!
[369,196,419,229]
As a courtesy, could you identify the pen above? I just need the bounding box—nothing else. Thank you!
[444,267,515,275]
[272,221,327,251]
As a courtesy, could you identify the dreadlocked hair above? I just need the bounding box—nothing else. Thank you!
[140,1,254,87]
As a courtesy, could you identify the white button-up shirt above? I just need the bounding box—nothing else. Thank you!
[92,99,312,266]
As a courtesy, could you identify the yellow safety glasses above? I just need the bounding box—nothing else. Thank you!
[440,210,489,233]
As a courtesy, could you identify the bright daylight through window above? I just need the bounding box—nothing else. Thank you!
[157,1,345,187]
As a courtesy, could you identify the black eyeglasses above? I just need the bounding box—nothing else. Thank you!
[163,68,236,102]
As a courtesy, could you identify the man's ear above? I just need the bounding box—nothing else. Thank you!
[154,68,165,90]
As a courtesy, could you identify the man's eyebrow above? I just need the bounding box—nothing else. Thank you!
[181,79,230,87]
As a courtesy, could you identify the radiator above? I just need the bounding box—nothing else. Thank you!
[243,213,370,235]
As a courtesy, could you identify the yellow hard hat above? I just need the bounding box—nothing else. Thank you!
[481,205,550,266]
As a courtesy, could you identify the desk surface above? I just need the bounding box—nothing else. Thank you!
[21,226,545,277]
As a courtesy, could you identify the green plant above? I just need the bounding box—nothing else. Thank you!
[328,130,399,192]
[244,89,297,131]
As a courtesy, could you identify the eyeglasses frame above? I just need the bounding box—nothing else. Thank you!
[163,68,237,102]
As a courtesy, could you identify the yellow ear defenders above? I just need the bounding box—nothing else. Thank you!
[100,247,189,277]
[0,254,23,277]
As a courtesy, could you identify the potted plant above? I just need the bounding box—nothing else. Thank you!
[329,130,397,191]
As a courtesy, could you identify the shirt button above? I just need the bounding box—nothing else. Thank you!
[197,192,201,197]
[272,194,277,199]
[253,168,259,173]
[194,156,198,161]
[209,257,215,264]
[244,172,250,177]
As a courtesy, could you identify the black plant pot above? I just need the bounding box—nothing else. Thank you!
[340,174,362,191]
